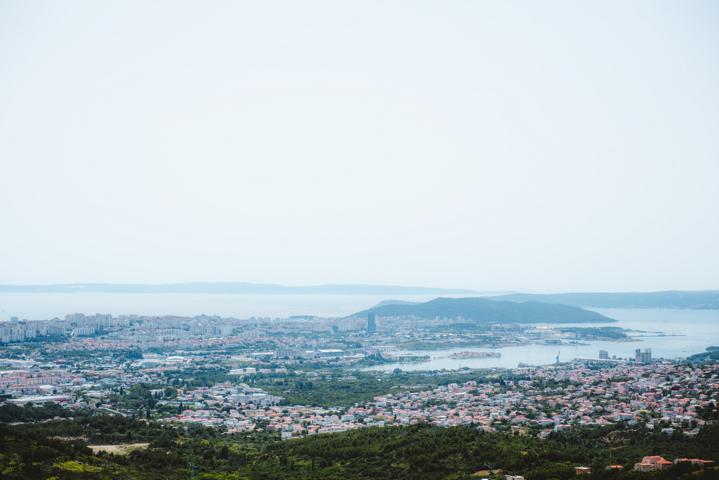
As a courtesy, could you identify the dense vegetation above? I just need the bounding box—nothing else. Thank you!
[557,326,629,340]
[353,297,615,323]
[0,401,71,423]
[252,369,512,407]
[2,409,718,480]
[689,346,719,363]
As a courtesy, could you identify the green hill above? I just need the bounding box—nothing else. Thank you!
[351,297,614,323]
[688,346,719,363]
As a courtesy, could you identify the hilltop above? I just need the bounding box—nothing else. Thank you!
[351,297,615,323]
[688,346,719,363]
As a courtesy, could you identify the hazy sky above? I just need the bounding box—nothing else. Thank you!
[1,1,717,292]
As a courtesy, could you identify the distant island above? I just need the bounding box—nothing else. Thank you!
[0,282,477,295]
[490,290,719,309]
[351,297,615,323]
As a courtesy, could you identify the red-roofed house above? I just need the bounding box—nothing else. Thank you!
[634,456,672,471]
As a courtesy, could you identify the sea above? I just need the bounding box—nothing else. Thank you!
[367,308,719,371]
[1,293,717,370]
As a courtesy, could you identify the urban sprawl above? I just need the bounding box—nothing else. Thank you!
[1,311,717,475]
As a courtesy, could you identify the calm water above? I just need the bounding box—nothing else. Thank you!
[1,295,717,369]
[0,292,447,320]
[367,308,719,371]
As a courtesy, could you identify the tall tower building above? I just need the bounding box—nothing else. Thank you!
[635,348,652,363]
[367,312,376,334]
[642,348,652,363]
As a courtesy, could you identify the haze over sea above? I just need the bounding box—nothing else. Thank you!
[0,292,448,320]
[1,293,717,369]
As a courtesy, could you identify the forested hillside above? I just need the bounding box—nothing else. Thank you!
[2,410,718,480]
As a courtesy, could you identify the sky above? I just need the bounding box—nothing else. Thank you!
[0,0,717,293]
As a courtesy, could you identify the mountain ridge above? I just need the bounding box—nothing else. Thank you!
[0,282,478,295]
[350,297,615,323]
[489,290,719,309]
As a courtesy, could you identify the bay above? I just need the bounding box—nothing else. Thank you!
[367,308,719,371]
[1,294,717,369]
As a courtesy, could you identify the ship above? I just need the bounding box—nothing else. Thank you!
[448,351,501,359]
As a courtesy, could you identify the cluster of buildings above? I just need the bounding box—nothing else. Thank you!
[0,368,80,396]
[0,328,716,478]
[0,318,63,343]
[2,329,717,440]
[1,310,639,360]
[335,362,718,438]
[634,455,714,472]
[0,313,246,346]
[122,361,716,443]
[635,348,653,364]
[565,457,716,476]
[5,349,715,445]
[0,313,131,343]
[1,312,717,454]
[165,387,372,438]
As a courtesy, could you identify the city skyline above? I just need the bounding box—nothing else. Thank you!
[1,2,717,479]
